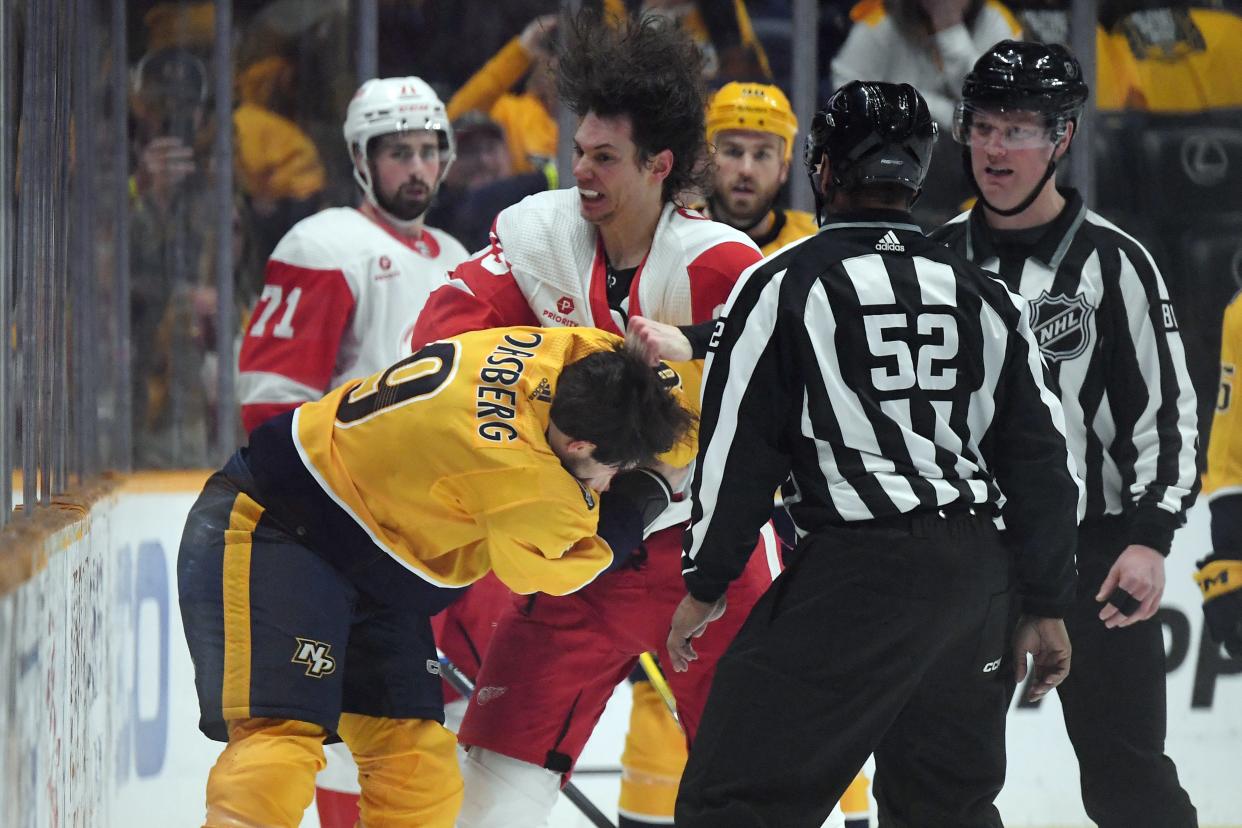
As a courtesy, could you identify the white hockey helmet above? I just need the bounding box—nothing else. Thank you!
[343,77,456,207]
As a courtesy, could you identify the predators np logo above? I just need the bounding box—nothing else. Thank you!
[1029,291,1095,363]
[292,638,337,678]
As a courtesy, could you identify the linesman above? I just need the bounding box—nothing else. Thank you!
[933,40,1201,828]
[660,81,1083,827]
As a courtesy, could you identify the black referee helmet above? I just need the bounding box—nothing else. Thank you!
[804,81,938,222]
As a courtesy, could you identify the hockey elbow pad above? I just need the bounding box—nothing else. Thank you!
[596,469,674,573]
[1195,554,1242,658]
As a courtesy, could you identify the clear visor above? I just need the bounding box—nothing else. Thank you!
[952,103,1060,150]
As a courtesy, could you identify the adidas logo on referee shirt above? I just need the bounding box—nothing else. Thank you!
[875,230,905,252]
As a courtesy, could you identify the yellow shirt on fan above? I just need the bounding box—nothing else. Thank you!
[290,326,696,596]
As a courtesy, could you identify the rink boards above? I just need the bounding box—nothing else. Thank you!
[1,472,1240,827]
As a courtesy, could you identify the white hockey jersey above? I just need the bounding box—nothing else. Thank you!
[410,187,763,534]
[410,187,761,342]
[237,206,469,432]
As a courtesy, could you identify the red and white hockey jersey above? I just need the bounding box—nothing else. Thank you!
[238,206,469,432]
[410,187,761,346]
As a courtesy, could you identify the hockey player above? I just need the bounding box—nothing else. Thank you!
[933,41,1200,828]
[408,13,777,827]
[235,76,473,825]
[237,76,469,433]
[701,81,818,255]
[178,326,696,828]
[1198,293,1242,657]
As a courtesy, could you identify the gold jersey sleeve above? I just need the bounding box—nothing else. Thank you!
[760,209,818,256]
[654,358,702,468]
[293,326,623,595]
[1205,293,1242,500]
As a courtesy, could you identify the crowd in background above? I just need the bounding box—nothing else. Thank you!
[118,0,1242,469]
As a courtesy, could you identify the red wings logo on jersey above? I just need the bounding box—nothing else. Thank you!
[478,230,512,277]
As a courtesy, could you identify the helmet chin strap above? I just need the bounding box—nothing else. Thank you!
[355,160,429,230]
[809,171,826,227]
[963,146,1058,218]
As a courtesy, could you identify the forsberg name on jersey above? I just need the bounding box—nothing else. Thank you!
[476,331,544,443]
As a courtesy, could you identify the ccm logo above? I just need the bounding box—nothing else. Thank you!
[982,658,1002,673]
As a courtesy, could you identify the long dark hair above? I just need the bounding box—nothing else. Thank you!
[557,10,710,204]
[552,345,696,467]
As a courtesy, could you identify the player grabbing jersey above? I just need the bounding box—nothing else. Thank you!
[234,76,475,825]
[178,326,696,828]
[410,13,779,828]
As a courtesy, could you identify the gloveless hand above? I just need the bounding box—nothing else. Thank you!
[666,593,727,672]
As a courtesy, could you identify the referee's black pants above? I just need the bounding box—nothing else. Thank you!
[676,511,1016,828]
[1054,517,1197,828]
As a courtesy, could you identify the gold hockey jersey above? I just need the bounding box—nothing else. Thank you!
[1205,293,1242,501]
[288,326,694,596]
[752,208,818,256]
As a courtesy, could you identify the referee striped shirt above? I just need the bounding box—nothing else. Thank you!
[932,189,1200,554]
[684,209,1083,617]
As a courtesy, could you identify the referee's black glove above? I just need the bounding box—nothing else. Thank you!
[1194,554,1242,658]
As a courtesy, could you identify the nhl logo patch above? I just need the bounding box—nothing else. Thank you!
[1029,291,1095,363]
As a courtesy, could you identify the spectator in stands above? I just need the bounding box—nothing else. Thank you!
[444,112,513,192]
[447,14,561,175]
[831,0,1023,129]
[1007,0,1145,110]
[232,52,328,300]
[1009,0,1242,112]
[375,0,558,94]
[128,47,219,468]
[1108,0,1242,111]
[607,0,774,81]
[426,112,553,252]
[141,1,217,54]
[446,3,771,179]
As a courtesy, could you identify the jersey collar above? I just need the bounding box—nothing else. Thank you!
[357,204,441,258]
[749,209,787,251]
[966,187,1087,270]
[819,208,923,234]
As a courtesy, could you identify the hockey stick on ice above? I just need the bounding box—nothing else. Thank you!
[437,656,618,828]
[637,651,681,730]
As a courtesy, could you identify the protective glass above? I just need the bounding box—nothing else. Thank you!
[952,103,1059,150]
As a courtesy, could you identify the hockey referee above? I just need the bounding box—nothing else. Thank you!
[647,81,1084,828]
[933,41,1200,828]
